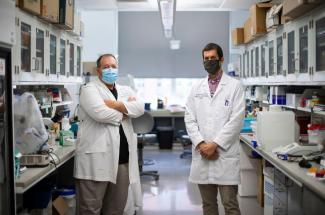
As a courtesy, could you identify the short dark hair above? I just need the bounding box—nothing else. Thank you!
[96,53,117,68]
[202,43,223,60]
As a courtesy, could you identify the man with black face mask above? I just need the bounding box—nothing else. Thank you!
[184,43,245,215]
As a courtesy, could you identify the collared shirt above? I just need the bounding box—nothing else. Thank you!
[208,72,223,97]
[109,87,129,164]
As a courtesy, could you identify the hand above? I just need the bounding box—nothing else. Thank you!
[204,150,219,160]
[198,142,219,160]
[104,99,117,109]
[104,99,128,114]
[128,96,136,102]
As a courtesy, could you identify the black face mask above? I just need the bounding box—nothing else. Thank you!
[203,59,221,75]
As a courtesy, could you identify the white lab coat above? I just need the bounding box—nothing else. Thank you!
[74,78,144,184]
[184,73,245,185]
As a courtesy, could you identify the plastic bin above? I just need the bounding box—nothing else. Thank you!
[157,126,174,149]
[241,117,256,133]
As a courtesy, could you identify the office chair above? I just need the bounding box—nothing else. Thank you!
[177,130,192,159]
[132,111,159,180]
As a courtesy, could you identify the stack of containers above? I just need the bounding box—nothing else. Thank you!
[263,160,275,215]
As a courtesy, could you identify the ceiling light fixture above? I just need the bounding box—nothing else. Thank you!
[170,39,180,50]
[158,0,176,38]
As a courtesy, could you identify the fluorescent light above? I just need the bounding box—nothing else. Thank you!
[170,40,180,50]
[164,29,172,38]
[158,0,175,38]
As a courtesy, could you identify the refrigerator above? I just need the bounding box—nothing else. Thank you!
[0,46,16,214]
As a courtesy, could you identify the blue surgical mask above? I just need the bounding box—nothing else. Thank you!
[102,68,118,84]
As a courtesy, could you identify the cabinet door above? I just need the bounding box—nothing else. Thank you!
[312,12,325,81]
[296,23,311,82]
[247,50,250,79]
[43,29,50,80]
[19,21,33,81]
[32,26,47,82]
[77,45,82,78]
[253,44,260,84]
[268,40,276,82]
[260,43,267,83]
[12,17,20,83]
[286,26,297,82]
[275,30,286,82]
[60,38,66,77]
[242,51,246,79]
[49,33,59,81]
[250,48,254,78]
[69,42,75,77]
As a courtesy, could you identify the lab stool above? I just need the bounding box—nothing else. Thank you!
[137,134,159,180]
[132,111,160,181]
[179,134,192,159]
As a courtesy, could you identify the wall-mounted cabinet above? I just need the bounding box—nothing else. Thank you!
[12,9,83,85]
[311,10,325,82]
[239,5,325,85]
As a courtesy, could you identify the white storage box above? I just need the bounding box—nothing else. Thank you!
[286,93,302,107]
[240,144,260,170]
[239,169,258,197]
[266,4,283,31]
[257,110,295,150]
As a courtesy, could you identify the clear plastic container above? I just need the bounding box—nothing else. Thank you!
[308,124,325,145]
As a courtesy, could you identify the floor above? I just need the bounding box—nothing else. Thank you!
[138,145,264,215]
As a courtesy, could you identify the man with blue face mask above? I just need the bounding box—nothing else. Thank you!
[74,54,144,215]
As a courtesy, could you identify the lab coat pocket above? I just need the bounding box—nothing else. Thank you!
[82,126,118,153]
[84,135,108,153]
[216,103,232,121]
[217,157,240,182]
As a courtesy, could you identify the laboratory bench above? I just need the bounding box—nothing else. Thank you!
[15,145,75,194]
[149,109,185,138]
[240,134,325,214]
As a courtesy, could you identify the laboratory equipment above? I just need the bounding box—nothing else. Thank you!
[20,154,50,167]
[256,106,295,150]
[308,124,325,145]
[14,92,49,154]
[274,142,322,156]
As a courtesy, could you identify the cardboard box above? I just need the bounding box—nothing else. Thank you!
[232,28,244,45]
[40,0,59,23]
[244,17,253,44]
[18,0,41,15]
[53,196,69,215]
[266,4,283,31]
[283,0,322,19]
[250,3,273,36]
[56,0,74,30]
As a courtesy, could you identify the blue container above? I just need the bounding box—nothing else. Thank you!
[144,103,151,111]
[277,95,286,105]
[241,118,256,133]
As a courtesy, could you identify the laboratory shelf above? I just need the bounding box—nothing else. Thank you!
[40,101,73,110]
[246,97,325,115]
[240,134,325,201]
[53,100,73,107]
